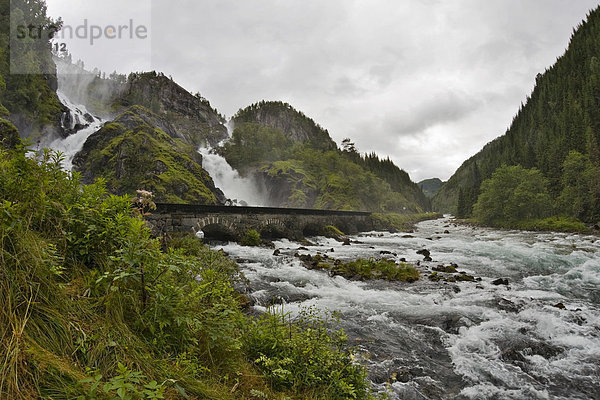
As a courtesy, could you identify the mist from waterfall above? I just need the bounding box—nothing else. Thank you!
[198,121,268,206]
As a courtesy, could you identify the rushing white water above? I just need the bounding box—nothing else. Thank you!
[213,217,600,400]
[198,120,267,206]
[48,91,106,170]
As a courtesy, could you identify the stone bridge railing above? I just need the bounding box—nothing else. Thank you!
[145,203,373,240]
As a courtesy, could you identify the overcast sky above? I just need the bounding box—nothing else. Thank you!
[46,0,598,182]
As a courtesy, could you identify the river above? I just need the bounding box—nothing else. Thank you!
[213,216,600,400]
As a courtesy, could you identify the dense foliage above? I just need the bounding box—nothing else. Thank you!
[434,7,600,225]
[472,165,552,226]
[0,143,379,399]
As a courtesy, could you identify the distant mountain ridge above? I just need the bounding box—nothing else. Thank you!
[418,178,444,198]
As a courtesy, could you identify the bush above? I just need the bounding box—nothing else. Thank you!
[240,229,261,246]
[244,306,375,400]
[334,258,419,282]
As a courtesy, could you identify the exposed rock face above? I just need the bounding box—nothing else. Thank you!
[55,60,228,147]
[118,72,228,147]
[73,106,226,205]
[233,101,337,150]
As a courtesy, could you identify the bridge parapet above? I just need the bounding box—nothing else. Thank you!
[145,203,373,240]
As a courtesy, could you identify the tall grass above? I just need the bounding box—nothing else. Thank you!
[0,146,380,399]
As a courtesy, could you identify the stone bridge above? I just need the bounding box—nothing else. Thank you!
[146,203,373,240]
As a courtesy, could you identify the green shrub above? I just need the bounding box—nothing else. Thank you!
[244,306,375,399]
[240,229,261,246]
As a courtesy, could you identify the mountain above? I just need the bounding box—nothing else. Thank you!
[221,101,430,212]
[433,7,600,223]
[54,56,229,147]
[233,101,337,151]
[73,105,225,204]
[418,178,444,198]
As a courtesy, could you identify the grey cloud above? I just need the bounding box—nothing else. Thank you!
[383,90,480,137]
[45,0,600,182]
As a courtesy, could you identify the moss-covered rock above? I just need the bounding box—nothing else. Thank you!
[116,72,228,147]
[73,106,225,204]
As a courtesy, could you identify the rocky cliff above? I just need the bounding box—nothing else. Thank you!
[73,105,225,204]
[233,101,337,150]
[117,72,228,147]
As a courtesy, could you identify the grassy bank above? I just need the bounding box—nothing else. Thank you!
[0,145,380,400]
[457,216,591,234]
[370,212,443,232]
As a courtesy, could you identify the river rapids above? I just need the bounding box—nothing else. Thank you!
[213,216,600,400]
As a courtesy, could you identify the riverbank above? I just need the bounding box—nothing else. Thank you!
[452,215,600,235]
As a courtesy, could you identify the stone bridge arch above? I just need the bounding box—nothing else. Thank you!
[259,217,289,238]
[194,215,240,241]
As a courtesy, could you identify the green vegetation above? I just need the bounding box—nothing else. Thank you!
[370,212,443,232]
[245,307,373,399]
[74,106,221,204]
[514,216,588,233]
[322,225,345,238]
[0,0,63,138]
[240,229,261,246]
[307,256,420,282]
[434,7,600,226]
[472,165,552,226]
[221,119,429,213]
[470,164,593,231]
[0,117,19,148]
[0,143,379,399]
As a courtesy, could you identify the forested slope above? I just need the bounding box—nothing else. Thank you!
[433,7,600,223]
[222,101,430,212]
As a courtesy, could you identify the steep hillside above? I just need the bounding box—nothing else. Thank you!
[434,7,600,222]
[73,105,225,204]
[233,101,337,150]
[54,57,229,147]
[222,101,430,212]
[117,72,228,147]
[418,178,444,198]
[0,0,64,141]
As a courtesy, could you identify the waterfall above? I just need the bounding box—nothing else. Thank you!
[48,91,106,170]
[198,120,267,206]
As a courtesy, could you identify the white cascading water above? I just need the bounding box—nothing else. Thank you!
[49,91,106,170]
[198,120,266,206]
[212,217,600,400]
